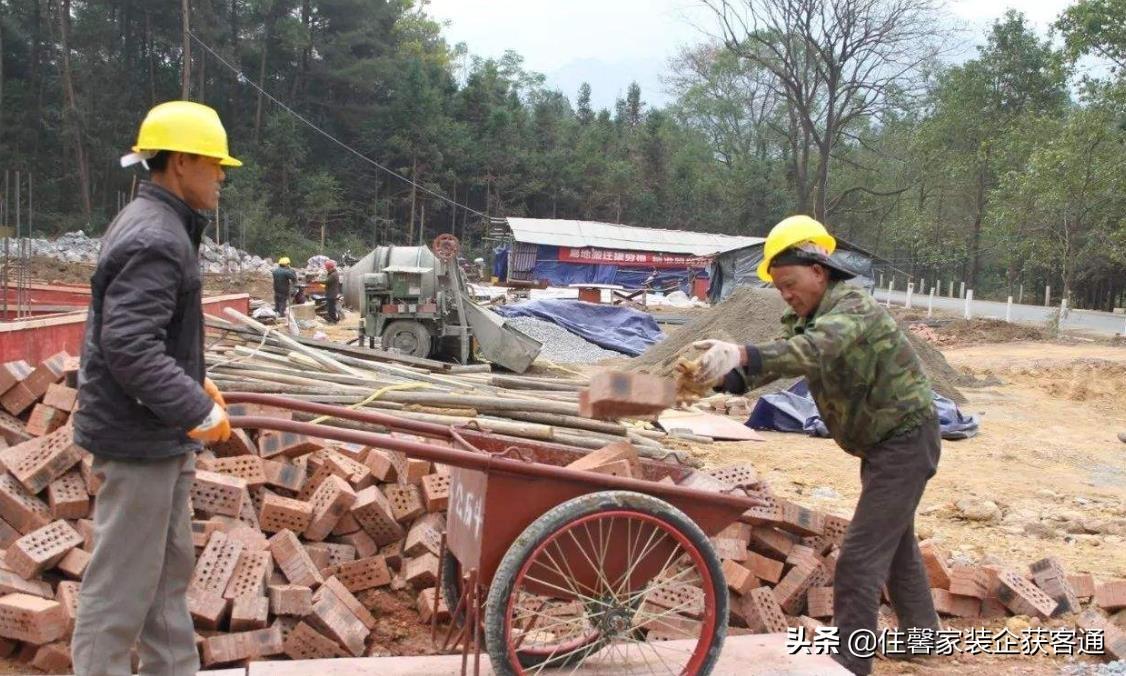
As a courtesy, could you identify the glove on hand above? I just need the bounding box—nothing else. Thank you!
[692,340,744,384]
[188,402,231,444]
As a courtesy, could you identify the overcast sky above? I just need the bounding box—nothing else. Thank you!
[425,0,1077,109]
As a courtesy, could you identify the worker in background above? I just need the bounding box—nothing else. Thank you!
[324,259,341,324]
[72,100,236,675]
[273,256,298,315]
[688,215,941,676]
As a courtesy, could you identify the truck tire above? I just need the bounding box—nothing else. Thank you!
[381,320,432,358]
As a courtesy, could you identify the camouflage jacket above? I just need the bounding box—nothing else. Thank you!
[723,281,934,457]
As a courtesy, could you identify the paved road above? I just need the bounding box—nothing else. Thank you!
[873,289,1126,337]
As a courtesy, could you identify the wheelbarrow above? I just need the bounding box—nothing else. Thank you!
[227,393,766,675]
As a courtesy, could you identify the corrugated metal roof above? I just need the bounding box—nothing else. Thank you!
[505,218,763,256]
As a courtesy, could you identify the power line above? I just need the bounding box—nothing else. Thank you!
[187,30,484,218]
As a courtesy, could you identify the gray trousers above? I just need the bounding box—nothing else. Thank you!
[72,452,199,676]
[833,419,942,675]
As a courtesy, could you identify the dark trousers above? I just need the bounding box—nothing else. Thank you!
[325,295,338,323]
[274,291,287,316]
[833,418,942,675]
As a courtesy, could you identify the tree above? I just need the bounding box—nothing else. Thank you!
[704,0,947,219]
[1057,0,1126,73]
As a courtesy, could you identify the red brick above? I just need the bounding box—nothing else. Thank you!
[269,584,313,616]
[417,586,450,624]
[403,513,444,559]
[1069,574,1096,600]
[191,519,223,549]
[191,531,244,596]
[931,588,981,618]
[41,384,77,413]
[980,597,1008,618]
[56,547,90,579]
[363,450,396,482]
[282,621,348,660]
[711,522,751,562]
[331,511,362,536]
[0,473,51,534]
[79,455,101,496]
[224,550,272,600]
[304,475,356,542]
[566,441,641,474]
[186,588,230,630]
[30,641,70,671]
[996,569,1058,618]
[191,470,248,517]
[316,576,376,630]
[258,431,322,460]
[54,581,79,633]
[0,411,30,447]
[0,383,37,416]
[199,455,266,487]
[948,566,991,599]
[24,405,67,438]
[22,353,68,399]
[919,542,951,590]
[750,527,796,559]
[721,559,757,595]
[745,551,785,584]
[258,492,313,534]
[420,473,450,512]
[260,459,305,493]
[806,586,834,619]
[350,486,405,546]
[0,518,17,550]
[0,569,52,598]
[381,542,403,572]
[773,560,821,615]
[384,484,424,523]
[209,428,257,457]
[742,587,789,634]
[5,520,83,579]
[2,427,84,494]
[337,529,379,560]
[403,552,439,589]
[802,514,850,554]
[386,450,430,487]
[771,499,825,537]
[46,471,88,521]
[321,451,371,488]
[0,362,33,396]
[335,556,392,593]
[786,544,819,568]
[0,593,68,644]
[1095,579,1126,611]
[200,626,283,666]
[230,595,270,632]
[307,584,367,656]
[580,371,675,420]
[268,530,324,588]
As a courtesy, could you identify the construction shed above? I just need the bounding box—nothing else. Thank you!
[491,217,761,294]
[707,238,887,303]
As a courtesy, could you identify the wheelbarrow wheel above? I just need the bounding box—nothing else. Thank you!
[484,490,727,675]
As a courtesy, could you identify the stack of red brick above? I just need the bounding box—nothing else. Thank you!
[669,461,1126,662]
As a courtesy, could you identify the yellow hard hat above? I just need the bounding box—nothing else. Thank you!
[278,257,291,266]
[121,101,242,168]
[757,215,837,282]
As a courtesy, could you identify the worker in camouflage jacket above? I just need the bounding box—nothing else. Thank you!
[689,215,940,676]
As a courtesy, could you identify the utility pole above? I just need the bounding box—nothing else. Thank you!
[181,0,191,99]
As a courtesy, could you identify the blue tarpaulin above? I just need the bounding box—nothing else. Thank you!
[747,379,979,440]
[494,299,664,356]
[527,246,707,295]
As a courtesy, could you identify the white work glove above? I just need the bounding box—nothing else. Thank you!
[692,340,744,385]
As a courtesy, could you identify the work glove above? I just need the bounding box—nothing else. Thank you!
[203,377,226,409]
[188,403,231,444]
[692,340,744,385]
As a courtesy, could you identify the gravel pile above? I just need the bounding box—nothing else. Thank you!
[1061,660,1126,675]
[505,316,623,364]
[2,231,274,274]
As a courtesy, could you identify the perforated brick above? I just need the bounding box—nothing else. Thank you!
[223,550,272,600]
[338,529,379,560]
[259,492,313,534]
[707,464,760,489]
[24,405,67,438]
[363,449,395,482]
[318,543,356,568]
[316,577,375,629]
[201,625,283,667]
[269,584,313,616]
[22,353,68,399]
[350,486,404,546]
[191,519,222,549]
[384,484,424,523]
[721,560,757,595]
[0,593,67,644]
[283,621,348,660]
[0,384,37,416]
[948,566,991,600]
[803,514,850,554]
[46,471,88,521]
[331,511,361,536]
[209,428,256,457]
[996,569,1058,618]
[0,569,51,598]
[403,513,444,558]
[261,459,306,493]
[742,586,789,634]
[79,455,101,496]
[750,527,795,559]
[931,588,981,617]
[0,518,17,550]
[258,431,322,460]
[56,546,90,579]
[417,586,450,624]
[1095,580,1126,612]
[191,470,247,518]
[712,522,752,562]
[920,542,951,590]
[322,451,371,488]
[186,588,229,630]
[296,463,334,503]
[268,530,324,588]
[403,552,439,590]
[0,474,50,535]
[230,594,270,632]
[41,384,77,413]
[307,584,367,656]
[420,473,450,512]
[200,455,266,487]
[191,531,244,596]
[0,361,33,395]
[806,586,834,619]
[54,581,79,633]
[773,499,825,536]
[580,371,675,420]
[1070,574,1096,600]
[5,520,83,579]
[335,556,392,593]
[773,560,821,615]
[304,475,356,542]
[0,411,30,447]
[644,583,705,619]
[2,427,84,494]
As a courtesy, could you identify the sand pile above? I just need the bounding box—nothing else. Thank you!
[632,285,967,402]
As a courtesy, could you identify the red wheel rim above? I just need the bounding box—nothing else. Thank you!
[502,510,718,675]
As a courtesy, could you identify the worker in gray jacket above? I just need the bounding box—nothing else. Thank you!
[71,101,237,676]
